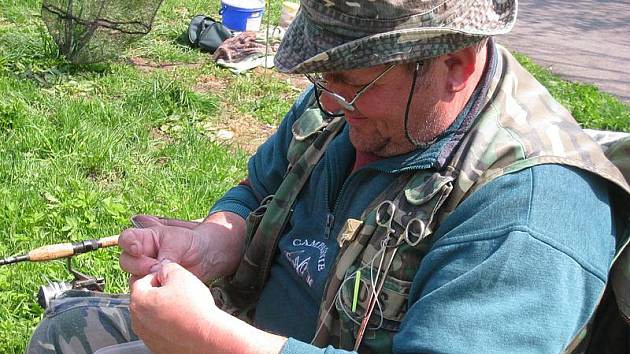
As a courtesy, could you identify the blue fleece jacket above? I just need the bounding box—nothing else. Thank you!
[211,88,615,353]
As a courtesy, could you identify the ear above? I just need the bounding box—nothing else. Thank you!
[443,46,479,92]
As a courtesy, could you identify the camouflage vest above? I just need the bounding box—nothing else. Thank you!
[307,46,630,352]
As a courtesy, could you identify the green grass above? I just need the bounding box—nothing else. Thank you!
[0,0,629,352]
[514,53,630,131]
[0,0,294,352]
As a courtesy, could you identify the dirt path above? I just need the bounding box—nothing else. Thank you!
[497,0,630,102]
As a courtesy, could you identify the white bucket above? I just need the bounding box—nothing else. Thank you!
[220,0,265,32]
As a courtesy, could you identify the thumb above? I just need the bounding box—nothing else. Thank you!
[155,262,196,288]
[131,214,166,229]
[131,271,160,295]
[118,227,158,258]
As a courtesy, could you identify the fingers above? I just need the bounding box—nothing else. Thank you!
[131,215,165,228]
[128,274,142,289]
[118,221,197,279]
[132,214,200,230]
[119,228,159,276]
[120,252,159,276]
[131,272,160,294]
[154,262,194,289]
[149,258,172,273]
[129,272,159,335]
[128,261,214,353]
[119,228,158,257]
[129,258,175,292]
[130,261,182,295]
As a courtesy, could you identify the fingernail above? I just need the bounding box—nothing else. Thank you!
[129,244,138,256]
[149,262,161,273]
[149,258,172,273]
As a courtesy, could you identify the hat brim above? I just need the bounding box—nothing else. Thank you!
[274,0,516,74]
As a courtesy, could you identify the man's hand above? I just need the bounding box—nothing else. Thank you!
[130,261,287,354]
[119,212,246,285]
[130,261,217,353]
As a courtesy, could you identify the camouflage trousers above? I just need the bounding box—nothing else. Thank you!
[27,290,139,354]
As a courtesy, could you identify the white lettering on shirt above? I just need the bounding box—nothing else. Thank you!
[283,250,314,286]
[292,238,328,271]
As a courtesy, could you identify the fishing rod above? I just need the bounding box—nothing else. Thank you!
[0,235,119,266]
[0,215,205,266]
[0,217,204,308]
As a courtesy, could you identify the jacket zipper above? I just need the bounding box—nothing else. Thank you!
[324,164,418,240]
[324,213,335,239]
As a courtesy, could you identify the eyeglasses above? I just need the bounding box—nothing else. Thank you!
[305,64,397,117]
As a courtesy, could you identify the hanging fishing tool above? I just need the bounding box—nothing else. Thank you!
[353,201,427,350]
[0,235,120,308]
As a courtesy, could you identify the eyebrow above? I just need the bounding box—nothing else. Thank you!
[325,72,369,86]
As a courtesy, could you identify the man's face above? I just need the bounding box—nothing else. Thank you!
[319,63,447,157]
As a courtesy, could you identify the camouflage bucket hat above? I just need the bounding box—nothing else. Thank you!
[274,0,517,74]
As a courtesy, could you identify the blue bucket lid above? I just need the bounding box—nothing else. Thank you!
[221,0,264,11]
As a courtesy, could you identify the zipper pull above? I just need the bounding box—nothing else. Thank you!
[324,213,335,239]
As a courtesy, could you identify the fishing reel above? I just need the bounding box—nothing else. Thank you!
[37,257,105,309]
[0,235,118,309]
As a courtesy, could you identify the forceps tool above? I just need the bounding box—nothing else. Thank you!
[354,201,427,349]
[376,201,427,248]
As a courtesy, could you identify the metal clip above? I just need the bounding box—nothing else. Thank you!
[337,218,363,247]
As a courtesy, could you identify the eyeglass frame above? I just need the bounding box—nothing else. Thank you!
[305,64,397,117]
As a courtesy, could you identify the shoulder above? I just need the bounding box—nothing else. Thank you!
[400,164,615,354]
[436,164,615,277]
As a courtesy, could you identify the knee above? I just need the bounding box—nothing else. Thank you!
[27,304,89,354]
[27,291,136,354]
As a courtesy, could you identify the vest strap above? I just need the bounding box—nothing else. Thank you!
[211,115,345,320]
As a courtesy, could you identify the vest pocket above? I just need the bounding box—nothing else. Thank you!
[334,263,412,352]
[287,108,327,165]
[337,264,411,329]
[243,195,273,247]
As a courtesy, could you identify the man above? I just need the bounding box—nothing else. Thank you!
[28,0,630,353]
